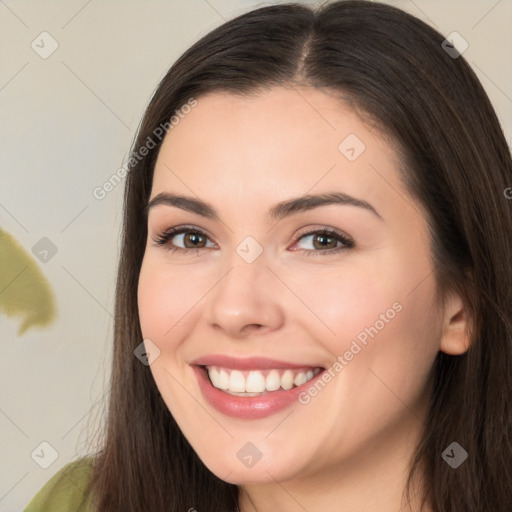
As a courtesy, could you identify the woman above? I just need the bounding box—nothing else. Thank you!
[25,1,512,511]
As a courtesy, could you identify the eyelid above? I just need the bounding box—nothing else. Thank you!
[293,225,348,240]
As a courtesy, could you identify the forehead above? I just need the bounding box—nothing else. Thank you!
[151,87,411,221]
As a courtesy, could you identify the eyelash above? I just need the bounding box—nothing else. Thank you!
[151,224,355,257]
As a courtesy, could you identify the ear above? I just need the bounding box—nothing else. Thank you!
[439,290,473,355]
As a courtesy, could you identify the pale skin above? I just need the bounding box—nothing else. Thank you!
[137,86,472,512]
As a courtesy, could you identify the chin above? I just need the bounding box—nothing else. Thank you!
[197,449,302,486]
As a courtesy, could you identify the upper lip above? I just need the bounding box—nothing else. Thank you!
[191,354,325,371]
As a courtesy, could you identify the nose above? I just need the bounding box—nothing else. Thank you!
[204,252,285,339]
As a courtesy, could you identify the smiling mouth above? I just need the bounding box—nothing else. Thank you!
[202,365,323,396]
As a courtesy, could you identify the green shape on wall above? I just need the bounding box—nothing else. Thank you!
[0,228,57,336]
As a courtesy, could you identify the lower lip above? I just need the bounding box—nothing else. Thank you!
[192,365,325,419]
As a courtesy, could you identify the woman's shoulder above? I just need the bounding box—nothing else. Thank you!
[24,456,96,512]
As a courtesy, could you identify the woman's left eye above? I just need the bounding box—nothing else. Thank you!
[291,228,354,255]
[151,225,354,256]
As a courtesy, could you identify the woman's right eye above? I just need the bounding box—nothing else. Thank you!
[152,226,215,254]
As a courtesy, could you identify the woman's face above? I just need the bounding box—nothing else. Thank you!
[137,86,452,485]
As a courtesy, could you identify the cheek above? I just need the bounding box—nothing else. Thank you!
[286,250,441,384]
[338,270,440,417]
[138,261,163,339]
[137,257,197,411]
[283,257,403,351]
[137,257,189,344]
[304,269,439,442]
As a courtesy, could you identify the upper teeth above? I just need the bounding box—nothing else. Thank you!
[206,366,322,395]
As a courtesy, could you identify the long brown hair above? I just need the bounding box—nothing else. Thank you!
[83,1,512,510]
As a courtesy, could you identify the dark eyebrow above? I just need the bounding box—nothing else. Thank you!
[145,191,383,221]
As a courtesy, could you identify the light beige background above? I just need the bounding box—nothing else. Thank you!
[0,0,510,510]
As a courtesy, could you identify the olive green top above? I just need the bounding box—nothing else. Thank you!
[24,457,95,512]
